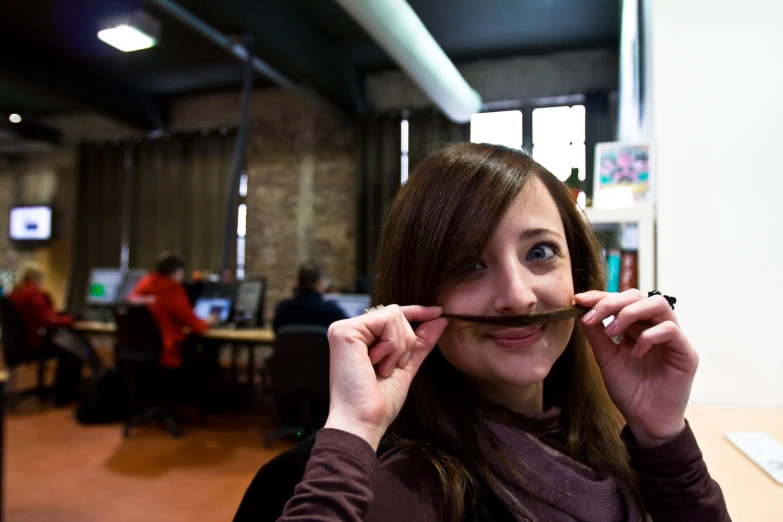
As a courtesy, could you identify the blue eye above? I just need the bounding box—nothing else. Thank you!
[528,243,557,261]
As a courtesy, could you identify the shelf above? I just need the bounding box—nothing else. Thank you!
[583,204,655,225]
[581,204,656,293]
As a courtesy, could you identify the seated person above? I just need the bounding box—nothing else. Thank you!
[9,262,100,405]
[129,252,211,368]
[273,263,347,332]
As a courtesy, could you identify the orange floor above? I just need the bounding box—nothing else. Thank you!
[5,401,287,522]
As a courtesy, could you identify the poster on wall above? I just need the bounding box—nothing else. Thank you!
[593,142,651,208]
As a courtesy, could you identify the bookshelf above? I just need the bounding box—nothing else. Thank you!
[583,205,655,293]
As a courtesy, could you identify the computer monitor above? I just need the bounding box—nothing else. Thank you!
[233,280,265,326]
[323,293,372,318]
[193,297,233,324]
[120,269,147,302]
[9,205,53,241]
[85,268,124,306]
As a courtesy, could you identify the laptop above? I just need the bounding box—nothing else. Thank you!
[323,293,372,318]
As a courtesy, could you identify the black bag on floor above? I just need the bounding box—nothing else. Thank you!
[75,366,128,425]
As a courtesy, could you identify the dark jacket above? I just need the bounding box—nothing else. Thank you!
[273,290,347,333]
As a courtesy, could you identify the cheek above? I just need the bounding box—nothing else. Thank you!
[436,323,481,373]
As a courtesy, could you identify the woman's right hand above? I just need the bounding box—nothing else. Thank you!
[323,305,448,451]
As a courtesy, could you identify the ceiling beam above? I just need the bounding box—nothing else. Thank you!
[160,0,363,115]
[0,35,167,130]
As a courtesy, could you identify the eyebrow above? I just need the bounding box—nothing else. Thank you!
[519,228,564,241]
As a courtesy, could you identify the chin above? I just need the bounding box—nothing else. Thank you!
[487,357,556,388]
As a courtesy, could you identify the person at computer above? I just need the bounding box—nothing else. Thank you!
[129,252,215,368]
[273,262,347,332]
[8,262,101,405]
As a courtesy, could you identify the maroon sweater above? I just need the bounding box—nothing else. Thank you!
[278,422,730,521]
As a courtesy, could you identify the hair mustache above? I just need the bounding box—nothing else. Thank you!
[441,305,588,327]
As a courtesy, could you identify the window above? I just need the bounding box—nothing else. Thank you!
[401,118,409,184]
[470,110,523,150]
[531,105,586,182]
[236,172,248,280]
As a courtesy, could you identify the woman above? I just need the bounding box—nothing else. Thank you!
[8,262,100,404]
[274,144,730,521]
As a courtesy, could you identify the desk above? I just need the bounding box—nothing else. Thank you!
[686,404,783,521]
[72,322,275,410]
[73,321,275,344]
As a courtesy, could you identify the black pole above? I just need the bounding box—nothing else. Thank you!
[220,35,255,274]
[0,371,6,522]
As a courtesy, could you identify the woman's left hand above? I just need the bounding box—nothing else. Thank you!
[575,289,699,447]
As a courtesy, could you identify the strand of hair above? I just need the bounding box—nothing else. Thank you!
[442,305,589,327]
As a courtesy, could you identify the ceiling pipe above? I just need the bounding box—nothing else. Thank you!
[146,0,348,122]
[334,0,482,123]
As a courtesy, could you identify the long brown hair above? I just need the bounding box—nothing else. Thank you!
[374,143,643,520]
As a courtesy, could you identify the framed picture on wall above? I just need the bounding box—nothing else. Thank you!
[593,142,651,208]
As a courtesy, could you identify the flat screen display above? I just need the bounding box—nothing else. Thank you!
[10,206,53,241]
[323,294,372,318]
[86,268,124,306]
[194,297,232,323]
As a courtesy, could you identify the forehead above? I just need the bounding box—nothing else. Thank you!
[491,176,566,239]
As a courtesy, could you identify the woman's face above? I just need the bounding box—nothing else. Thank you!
[436,176,575,403]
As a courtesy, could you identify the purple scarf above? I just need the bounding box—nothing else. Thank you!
[480,409,644,522]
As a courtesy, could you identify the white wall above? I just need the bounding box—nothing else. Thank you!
[651,0,783,407]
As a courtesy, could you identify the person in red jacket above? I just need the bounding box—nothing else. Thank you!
[9,262,98,404]
[129,252,211,368]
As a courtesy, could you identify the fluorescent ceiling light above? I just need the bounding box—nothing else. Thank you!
[98,25,156,52]
[97,11,160,52]
[9,114,22,123]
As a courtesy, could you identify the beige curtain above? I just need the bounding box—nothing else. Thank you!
[69,130,236,312]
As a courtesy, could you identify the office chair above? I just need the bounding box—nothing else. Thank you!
[0,297,55,410]
[264,324,330,448]
[113,304,181,437]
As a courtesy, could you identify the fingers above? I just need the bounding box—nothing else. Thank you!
[407,317,449,372]
[400,305,443,323]
[579,320,620,369]
[349,304,445,379]
[601,294,678,337]
[578,289,647,327]
[631,321,698,370]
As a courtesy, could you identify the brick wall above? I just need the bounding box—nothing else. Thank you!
[242,101,356,317]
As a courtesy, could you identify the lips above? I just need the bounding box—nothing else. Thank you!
[487,325,545,349]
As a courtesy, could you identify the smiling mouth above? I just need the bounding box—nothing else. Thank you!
[487,325,545,349]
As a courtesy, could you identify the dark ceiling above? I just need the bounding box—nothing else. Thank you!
[0,0,619,130]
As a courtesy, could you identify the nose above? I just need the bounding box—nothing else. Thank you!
[493,259,537,315]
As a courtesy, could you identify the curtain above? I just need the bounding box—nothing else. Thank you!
[69,130,236,312]
[356,109,468,282]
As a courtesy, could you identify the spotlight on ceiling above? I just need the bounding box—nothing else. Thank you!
[9,114,22,124]
[98,11,160,52]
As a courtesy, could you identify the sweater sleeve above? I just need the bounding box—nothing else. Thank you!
[278,429,378,522]
[278,430,443,522]
[622,421,731,522]
[169,285,209,334]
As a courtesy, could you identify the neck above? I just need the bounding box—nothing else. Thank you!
[473,379,544,414]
